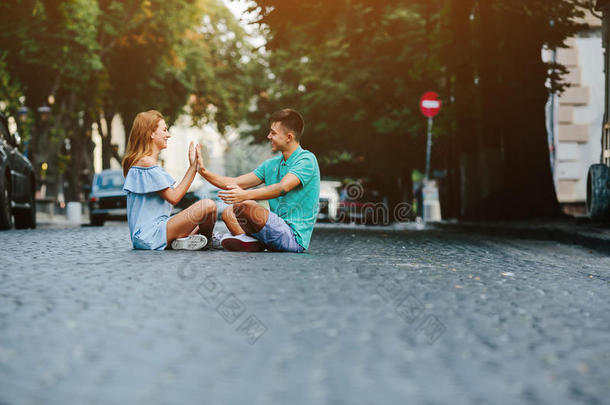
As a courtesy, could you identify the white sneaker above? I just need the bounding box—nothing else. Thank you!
[171,234,208,250]
[206,232,225,250]
[220,233,265,252]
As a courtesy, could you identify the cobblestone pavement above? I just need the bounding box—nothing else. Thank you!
[1,223,609,405]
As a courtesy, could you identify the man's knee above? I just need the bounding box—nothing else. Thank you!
[221,205,234,222]
[233,200,257,215]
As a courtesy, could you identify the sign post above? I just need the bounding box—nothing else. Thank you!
[419,92,442,222]
[419,91,441,179]
[425,116,433,179]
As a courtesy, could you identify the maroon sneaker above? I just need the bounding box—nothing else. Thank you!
[220,234,265,252]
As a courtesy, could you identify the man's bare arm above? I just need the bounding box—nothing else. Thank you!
[198,169,262,190]
[218,173,300,204]
[196,147,262,190]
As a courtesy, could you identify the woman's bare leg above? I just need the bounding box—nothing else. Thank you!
[166,199,217,243]
[196,203,217,237]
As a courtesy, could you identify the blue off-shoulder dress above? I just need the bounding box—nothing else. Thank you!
[123,166,175,250]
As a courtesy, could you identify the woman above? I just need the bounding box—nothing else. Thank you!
[121,110,217,250]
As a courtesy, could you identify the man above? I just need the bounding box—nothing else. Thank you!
[196,109,320,252]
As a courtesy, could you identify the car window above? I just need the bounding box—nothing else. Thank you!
[95,173,125,191]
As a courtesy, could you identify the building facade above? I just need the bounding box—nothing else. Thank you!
[546,11,604,211]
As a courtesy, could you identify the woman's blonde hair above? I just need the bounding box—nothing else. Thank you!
[122,110,164,176]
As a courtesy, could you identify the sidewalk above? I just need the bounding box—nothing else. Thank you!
[35,212,234,233]
[432,217,610,255]
[36,211,88,228]
[35,211,610,254]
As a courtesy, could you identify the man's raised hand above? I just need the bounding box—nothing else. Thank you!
[196,146,206,173]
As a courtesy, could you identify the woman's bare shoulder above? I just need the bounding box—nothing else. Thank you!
[134,156,157,167]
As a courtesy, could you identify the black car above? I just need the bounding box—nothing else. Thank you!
[88,169,127,226]
[0,113,36,230]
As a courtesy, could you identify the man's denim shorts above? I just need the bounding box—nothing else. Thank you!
[252,211,305,253]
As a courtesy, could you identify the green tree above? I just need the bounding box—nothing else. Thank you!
[0,0,102,199]
[249,0,446,214]
[96,0,264,166]
[249,0,589,220]
[0,0,262,201]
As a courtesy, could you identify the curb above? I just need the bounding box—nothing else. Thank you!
[432,222,610,255]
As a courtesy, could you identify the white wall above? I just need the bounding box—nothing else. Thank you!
[573,35,604,176]
[551,32,604,203]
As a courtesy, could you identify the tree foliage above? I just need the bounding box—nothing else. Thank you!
[248,0,590,219]
[0,0,263,200]
[247,0,451,210]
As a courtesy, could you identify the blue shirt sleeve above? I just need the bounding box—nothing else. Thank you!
[253,159,269,182]
[123,166,175,194]
[289,153,317,187]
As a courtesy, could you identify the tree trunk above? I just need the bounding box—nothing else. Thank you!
[442,11,460,220]
[95,103,123,171]
[393,172,414,221]
[499,9,560,218]
[477,0,504,219]
[449,0,481,219]
[98,117,111,170]
[66,109,94,202]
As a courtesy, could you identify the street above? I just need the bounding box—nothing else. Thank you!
[1,224,609,404]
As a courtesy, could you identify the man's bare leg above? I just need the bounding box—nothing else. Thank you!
[221,206,246,235]
[219,201,269,252]
[232,200,269,235]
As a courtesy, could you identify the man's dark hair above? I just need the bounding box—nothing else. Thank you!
[270,109,304,142]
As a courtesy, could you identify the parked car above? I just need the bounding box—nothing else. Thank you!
[88,169,209,226]
[0,113,36,230]
[337,183,390,225]
[88,169,127,226]
[318,180,341,222]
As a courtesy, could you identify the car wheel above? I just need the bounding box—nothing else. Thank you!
[14,178,36,229]
[90,215,105,226]
[586,164,610,221]
[0,174,13,230]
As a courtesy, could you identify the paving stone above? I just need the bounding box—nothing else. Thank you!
[0,224,609,405]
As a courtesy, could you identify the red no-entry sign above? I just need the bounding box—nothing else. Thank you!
[420,92,441,118]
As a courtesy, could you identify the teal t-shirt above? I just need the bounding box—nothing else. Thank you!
[253,146,320,250]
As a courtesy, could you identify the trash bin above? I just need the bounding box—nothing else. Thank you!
[66,202,82,224]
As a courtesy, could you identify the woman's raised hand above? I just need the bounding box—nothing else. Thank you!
[188,141,197,167]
